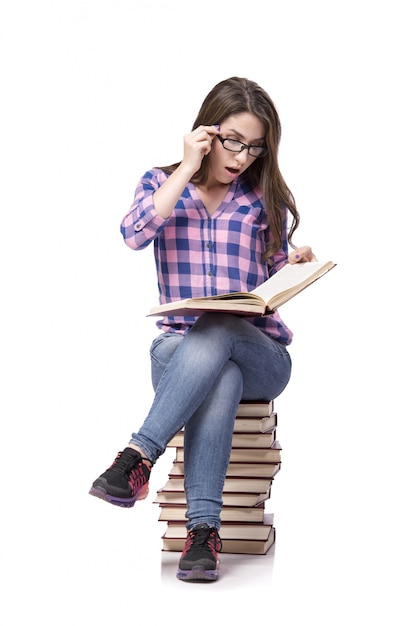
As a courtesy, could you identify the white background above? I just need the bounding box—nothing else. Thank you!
[1,1,417,624]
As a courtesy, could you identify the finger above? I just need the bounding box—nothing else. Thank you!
[197,124,220,137]
[288,249,304,264]
[288,246,317,263]
[297,245,312,258]
[301,246,317,262]
[198,130,218,154]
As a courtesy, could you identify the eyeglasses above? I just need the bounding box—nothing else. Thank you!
[216,134,267,158]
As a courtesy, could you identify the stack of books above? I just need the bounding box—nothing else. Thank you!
[154,400,281,555]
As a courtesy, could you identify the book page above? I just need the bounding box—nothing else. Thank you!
[251,262,332,303]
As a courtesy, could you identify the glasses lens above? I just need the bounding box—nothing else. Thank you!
[221,137,267,157]
[223,139,243,152]
[248,146,267,157]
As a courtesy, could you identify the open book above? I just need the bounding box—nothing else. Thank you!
[147,260,336,318]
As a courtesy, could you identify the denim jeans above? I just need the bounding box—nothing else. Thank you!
[130,313,292,530]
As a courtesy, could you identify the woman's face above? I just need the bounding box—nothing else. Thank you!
[208,112,265,185]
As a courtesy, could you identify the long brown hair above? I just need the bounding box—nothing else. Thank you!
[158,77,300,261]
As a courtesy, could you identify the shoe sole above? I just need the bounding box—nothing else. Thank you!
[176,563,219,582]
[89,483,149,507]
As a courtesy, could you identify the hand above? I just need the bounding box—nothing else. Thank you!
[182,124,219,175]
[288,245,317,264]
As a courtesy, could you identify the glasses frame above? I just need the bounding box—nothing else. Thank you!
[216,134,267,158]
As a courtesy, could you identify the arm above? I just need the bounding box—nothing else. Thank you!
[120,171,168,250]
[153,125,219,218]
[121,125,220,250]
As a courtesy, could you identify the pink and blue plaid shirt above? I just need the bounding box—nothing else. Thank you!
[121,168,293,344]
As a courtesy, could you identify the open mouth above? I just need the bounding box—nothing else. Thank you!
[226,167,240,175]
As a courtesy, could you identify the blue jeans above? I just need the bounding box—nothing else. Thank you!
[130,313,292,530]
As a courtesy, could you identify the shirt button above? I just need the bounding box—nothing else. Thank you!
[134,222,142,232]
[208,271,212,277]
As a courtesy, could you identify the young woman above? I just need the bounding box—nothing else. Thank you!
[89,77,316,582]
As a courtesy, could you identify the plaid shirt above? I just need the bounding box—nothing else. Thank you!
[121,168,293,344]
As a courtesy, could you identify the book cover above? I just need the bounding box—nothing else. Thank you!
[168,429,277,449]
[158,503,266,523]
[154,488,271,508]
[162,514,276,554]
[174,440,282,463]
[235,400,274,417]
[161,528,275,555]
[168,460,281,479]
[234,412,277,433]
[158,477,273,495]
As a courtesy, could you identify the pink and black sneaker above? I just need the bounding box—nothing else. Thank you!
[89,447,151,507]
[177,523,222,582]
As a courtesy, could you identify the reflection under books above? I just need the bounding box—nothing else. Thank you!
[160,542,276,584]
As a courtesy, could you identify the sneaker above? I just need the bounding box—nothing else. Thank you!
[89,447,151,508]
[176,523,222,582]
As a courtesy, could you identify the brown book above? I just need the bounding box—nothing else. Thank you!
[168,460,281,479]
[154,488,271,508]
[158,477,273,494]
[162,514,275,555]
[236,400,274,417]
[174,440,282,464]
[148,260,336,318]
[234,412,277,433]
[162,528,275,555]
[168,429,277,449]
[158,503,266,523]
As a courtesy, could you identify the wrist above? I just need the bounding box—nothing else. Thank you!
[176,160,198,179]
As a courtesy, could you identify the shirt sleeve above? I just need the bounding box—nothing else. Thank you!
[120,169,169,250]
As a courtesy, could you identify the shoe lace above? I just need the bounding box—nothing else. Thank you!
[108,450,141,478]
[189,526,222,554]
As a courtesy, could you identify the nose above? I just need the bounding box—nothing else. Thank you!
[234,148,251,164]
